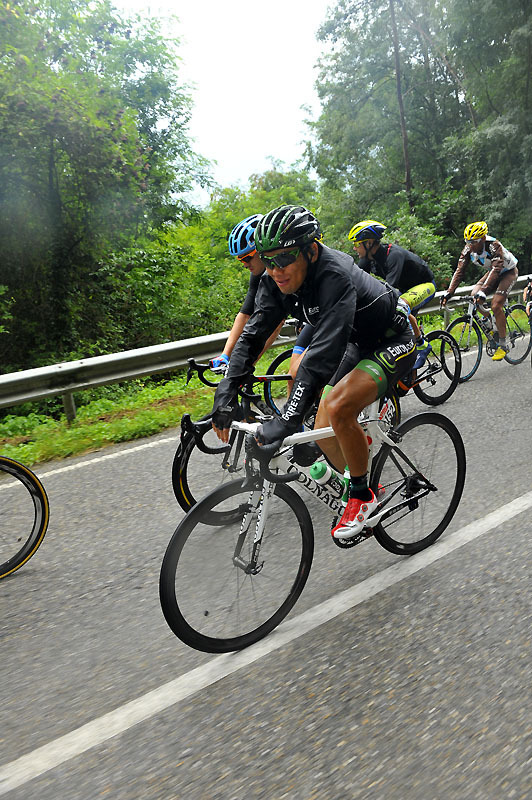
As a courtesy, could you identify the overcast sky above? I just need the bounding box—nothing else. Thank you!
[115,0,333,198]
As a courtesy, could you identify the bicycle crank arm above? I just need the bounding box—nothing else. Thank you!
[365,488,433,528]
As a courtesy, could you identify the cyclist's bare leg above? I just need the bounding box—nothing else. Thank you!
[409,313,421,339]
[471,276,492,321]
[315,371,378,476]
[491,290,507,339]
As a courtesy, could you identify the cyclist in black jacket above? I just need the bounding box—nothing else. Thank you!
[212,205,416,541]
[349,219,436,368]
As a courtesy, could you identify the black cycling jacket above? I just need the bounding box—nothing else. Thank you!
[213,243,399,431]
[359,243,434,293]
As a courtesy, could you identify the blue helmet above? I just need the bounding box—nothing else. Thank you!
[228,214,262,258]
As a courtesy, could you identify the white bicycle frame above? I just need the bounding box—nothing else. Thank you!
[230,398,403,531]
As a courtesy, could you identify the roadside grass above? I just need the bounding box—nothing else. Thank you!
[0,347,286,468]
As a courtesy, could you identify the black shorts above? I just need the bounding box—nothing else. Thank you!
[328,330,416,398]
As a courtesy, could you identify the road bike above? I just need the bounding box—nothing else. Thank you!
[0,456,50,579]
[446,296,531,382]
[171,358,400,517]
[160,402,466,653]
[396,327,462,405]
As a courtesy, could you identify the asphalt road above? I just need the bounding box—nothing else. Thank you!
[1,353,531,799]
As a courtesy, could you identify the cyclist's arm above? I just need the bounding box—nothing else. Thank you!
[221,312,250,360]
[447,246,470,295]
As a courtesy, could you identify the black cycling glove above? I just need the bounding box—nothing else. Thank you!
[211,378,241,430]
[255,415,293,446]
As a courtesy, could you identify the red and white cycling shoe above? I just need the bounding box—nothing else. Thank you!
[331,490,379,540]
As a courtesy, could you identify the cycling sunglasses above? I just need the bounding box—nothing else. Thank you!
[238,249,257,264]
[260,247,301,270]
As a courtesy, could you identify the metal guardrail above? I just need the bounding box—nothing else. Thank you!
[0,277,527,420]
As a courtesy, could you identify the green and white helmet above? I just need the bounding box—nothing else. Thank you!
[255,205,321,254]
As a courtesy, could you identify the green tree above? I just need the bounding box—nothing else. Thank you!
[0,0,210,367]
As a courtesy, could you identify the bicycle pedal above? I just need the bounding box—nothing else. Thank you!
[330,521,373,549]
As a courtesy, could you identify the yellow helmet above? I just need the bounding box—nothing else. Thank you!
[348,219,387,243]
[463,221,488,241]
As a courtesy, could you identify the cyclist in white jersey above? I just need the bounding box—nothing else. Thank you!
[441,221,518,360]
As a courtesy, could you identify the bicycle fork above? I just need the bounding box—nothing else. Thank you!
[232,481,274,575]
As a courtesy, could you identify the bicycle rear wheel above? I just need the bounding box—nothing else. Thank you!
[412,330,461,405]
[446,315,483,382]
[160,479,314,652]
[0,457,50,578]
[370,413,465,555]
[263,348,293,416]
[504,303,532,364]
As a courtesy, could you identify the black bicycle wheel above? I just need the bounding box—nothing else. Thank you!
[446,315,483,382]
[160,479,314,653]
[0,457,50,578]
[370,413,465,555]
[263,348,293,416]
[504,303,532,364]
[171,418,247,523]
[412,329,461,405]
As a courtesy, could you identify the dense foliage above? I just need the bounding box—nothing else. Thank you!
[0,0,210,368]
[309,0,532,275]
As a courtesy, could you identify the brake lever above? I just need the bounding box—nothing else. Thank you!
[245,435,298,484]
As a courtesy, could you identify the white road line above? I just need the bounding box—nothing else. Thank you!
[36,436,179,479]
[1,490,532,795]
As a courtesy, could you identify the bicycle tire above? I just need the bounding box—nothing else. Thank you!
[263,348,293,416]
[171,418,247,523]
[160,479,314,653]
[446,315,483,382]
[412,330,461,405]
[504,303,532,364]
[370,413,465,556]
[0,457,50,579]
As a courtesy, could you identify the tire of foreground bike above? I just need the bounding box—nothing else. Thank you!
[171,424,246,525]
[0,457,50,579]
[504,303,532,365]
[263,348,294,416]
[412,329,461,405]
[171,413,211,512]
[370,413,465,556]
[446,315,483,382]
[159,480,314,653]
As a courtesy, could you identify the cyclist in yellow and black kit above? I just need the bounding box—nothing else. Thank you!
[348,220,436,368]
[441,221,519,361]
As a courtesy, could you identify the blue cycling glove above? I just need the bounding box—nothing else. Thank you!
[210,353,230,371]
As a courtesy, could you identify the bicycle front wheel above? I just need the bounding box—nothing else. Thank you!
[263,348,293,416]
[0,457,50,578]
[412,330,461,405]
[504,303,532,364]
[446,315,483,382]
[160,479,314,653]
[371,413,465,555]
